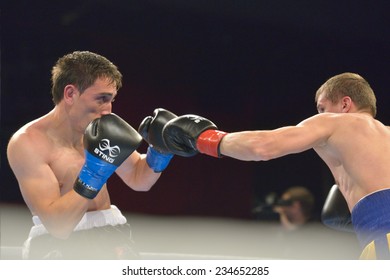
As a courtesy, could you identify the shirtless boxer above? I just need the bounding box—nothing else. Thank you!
[7,51,175,259]
[162,72,390,259]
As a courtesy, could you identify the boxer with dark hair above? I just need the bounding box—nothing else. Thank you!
[7,51,174,259]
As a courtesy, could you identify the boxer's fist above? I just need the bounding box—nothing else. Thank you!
[74,113,142,199]
[138,108,177,172]
[162,114,227,158]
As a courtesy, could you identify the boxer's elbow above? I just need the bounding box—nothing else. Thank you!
[132,183,153,192]
[127,176,156,192]
[42,213,83,240]
[45,224,74,240]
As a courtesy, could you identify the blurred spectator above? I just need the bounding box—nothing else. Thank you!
[273,186,315,231]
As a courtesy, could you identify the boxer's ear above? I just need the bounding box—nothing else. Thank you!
[341,96,352,113]
[64,85,79,105]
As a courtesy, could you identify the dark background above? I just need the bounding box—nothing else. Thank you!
[1,0,389,220]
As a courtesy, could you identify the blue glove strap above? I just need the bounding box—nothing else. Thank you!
[75,150,117,199]
[146,146,173,173]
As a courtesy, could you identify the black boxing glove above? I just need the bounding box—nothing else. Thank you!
[162,114,228,158]
[74,113,142,199]
[321,184,354,232]
[138,108,177,172]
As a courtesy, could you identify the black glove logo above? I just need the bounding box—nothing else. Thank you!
[98,139,121,158]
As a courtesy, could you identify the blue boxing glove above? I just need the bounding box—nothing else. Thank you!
[138,108,177,172]
[74,113,142,199]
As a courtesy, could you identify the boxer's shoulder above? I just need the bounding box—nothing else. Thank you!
[10,113,52,140]
[8,115,59,163]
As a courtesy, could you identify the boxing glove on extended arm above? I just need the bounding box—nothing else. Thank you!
[138,108,177,172]
[162,114,228,158]
[321,184,354,232]
[74,113,142,199]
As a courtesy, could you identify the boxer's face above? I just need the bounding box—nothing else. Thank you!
[80,77,117,115]
[68,77,118,132]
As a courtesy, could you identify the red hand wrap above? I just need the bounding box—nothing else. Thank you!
[196,130,228,158]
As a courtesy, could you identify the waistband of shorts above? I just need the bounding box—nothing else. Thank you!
[28,205,127,239]
[351,189,390,248]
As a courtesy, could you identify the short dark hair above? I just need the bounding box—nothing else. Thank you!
[51,51,122,104]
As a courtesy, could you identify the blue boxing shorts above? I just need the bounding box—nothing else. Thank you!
[351,189,390,259]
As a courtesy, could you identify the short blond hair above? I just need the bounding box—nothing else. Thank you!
[315,72,377,117]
